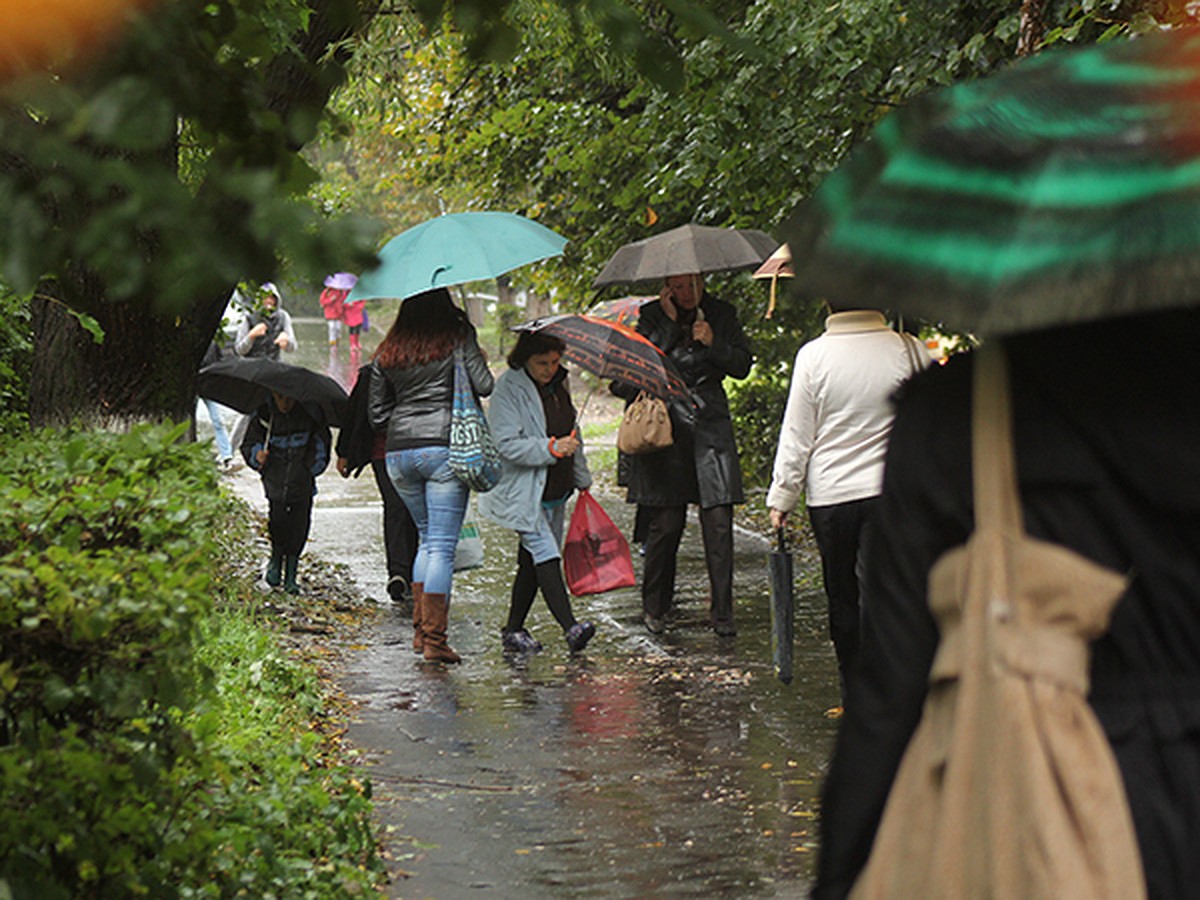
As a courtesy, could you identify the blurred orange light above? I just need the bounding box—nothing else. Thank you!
[0,0,153,78]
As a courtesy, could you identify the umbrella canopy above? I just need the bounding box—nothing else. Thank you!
[592,223,778,287]
[324,272,358,290]
[783,28,1200,337]
[348,212,568,302]
[752,243,793,319]
[586,295,655,326]
[512,314,691,401]
[752,243,793,280]
[198,357,349,427]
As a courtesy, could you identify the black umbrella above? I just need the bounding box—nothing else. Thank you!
[592,223,778,287]
[768,528,795,684]
[197,357,349,427]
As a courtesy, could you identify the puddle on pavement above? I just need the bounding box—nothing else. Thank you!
[201,317,842,897]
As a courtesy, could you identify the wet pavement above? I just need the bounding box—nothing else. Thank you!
[202,318,842,898]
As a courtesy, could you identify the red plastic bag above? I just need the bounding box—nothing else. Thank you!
[562,490,636,596]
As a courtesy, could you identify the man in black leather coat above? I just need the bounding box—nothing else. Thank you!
[616,272,752,636]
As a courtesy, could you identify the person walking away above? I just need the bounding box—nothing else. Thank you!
[343,295,368,366]
[235,282,297,360]
[811,312,1200,899]
[479,331,596,655]
[241,390,331,594]
[613,272,752,637]
[368,288,494,664]
[200,339,235,470]
[336,363,420,609]
[766,309,930,706]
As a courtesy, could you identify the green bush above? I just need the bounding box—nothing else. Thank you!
[0,425,382,897]
[0,290,31,437]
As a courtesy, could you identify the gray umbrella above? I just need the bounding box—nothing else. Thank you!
[768,528,795,684]
[592,223,778,287]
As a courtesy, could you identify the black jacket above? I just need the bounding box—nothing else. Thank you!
[367,335,494,451]
[336,364,375,477]
[815,310,1200,900]
[616,293,752,508]
[240,398,331,503]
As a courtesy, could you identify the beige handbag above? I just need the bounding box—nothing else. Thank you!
[850,343,1144,900]
[617,390,673,455]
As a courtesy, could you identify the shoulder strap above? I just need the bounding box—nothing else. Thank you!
[971,343,1023,536]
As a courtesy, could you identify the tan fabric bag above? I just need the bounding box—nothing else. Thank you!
[850,344,1144,900]
[617,390,673,455]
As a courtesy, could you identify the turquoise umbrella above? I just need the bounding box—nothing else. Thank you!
[783,28,1200,336]
[347,212,568,302]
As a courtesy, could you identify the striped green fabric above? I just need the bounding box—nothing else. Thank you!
[783,28,1200,336]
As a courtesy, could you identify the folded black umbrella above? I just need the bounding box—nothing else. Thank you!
[768,528,795,684]
[198,357,349,427]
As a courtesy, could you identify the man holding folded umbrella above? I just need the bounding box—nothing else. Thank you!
[614,271,752,637]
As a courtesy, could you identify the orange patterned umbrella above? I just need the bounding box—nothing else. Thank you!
[513,314,690,401]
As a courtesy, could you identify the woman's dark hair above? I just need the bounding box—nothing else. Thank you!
[507,331,566,369]
[373,288,473,368]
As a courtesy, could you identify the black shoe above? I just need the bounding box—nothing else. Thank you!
[387,575,413,606]
[501,628,542,653]
[712,619,737,637]
[565,622,595,653]
[643,612,665,635]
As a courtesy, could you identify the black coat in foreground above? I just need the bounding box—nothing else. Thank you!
[617,293,752,509]
[814,309,1200,900]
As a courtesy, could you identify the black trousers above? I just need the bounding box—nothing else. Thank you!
[267,494,314,557]
[641,504,734,623]
[807,497,878,697]
[372,458,418,585]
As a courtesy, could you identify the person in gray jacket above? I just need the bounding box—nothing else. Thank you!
[368,288,494,664]
[479,331,596,654]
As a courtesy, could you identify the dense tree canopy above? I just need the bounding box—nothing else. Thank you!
[3,0,1197,434]
[319,0,1198,481]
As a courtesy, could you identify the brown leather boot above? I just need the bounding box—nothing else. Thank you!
[411,582,425,654]
[421,592,461,664]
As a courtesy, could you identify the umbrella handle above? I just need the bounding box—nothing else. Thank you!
[775,528,787,554]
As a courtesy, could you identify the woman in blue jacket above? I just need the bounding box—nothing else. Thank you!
[479,331,595,654]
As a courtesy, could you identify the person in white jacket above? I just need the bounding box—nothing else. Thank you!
[479,331,596,655]
[766,309,931,702]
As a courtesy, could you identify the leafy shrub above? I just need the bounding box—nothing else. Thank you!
[0,425,382,897]
[0,289,31,436]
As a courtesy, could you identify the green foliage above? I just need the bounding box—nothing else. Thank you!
[0,289,31,436]
[0,426,382,896]
[0,0,379,317]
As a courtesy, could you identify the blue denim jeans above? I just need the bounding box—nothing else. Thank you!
[386,447,468,596]
[202,397,233,461]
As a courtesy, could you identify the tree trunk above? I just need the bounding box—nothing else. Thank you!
[1017,0,1046,57]
[30,291,225,430]
[27,0,365,429]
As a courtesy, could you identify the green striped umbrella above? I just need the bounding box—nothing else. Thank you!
[783,28,1200,336]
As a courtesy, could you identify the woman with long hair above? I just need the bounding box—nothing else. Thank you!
[368,288,494,663]
[479,331,596,654]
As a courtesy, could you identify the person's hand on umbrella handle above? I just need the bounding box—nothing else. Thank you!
[692,319,713,346]
[249,322,268,340]
[336,456,350,477]
[550,430,580,457]
[256,447,269,466]
[768,507,788,530]
[273,333,290,350]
